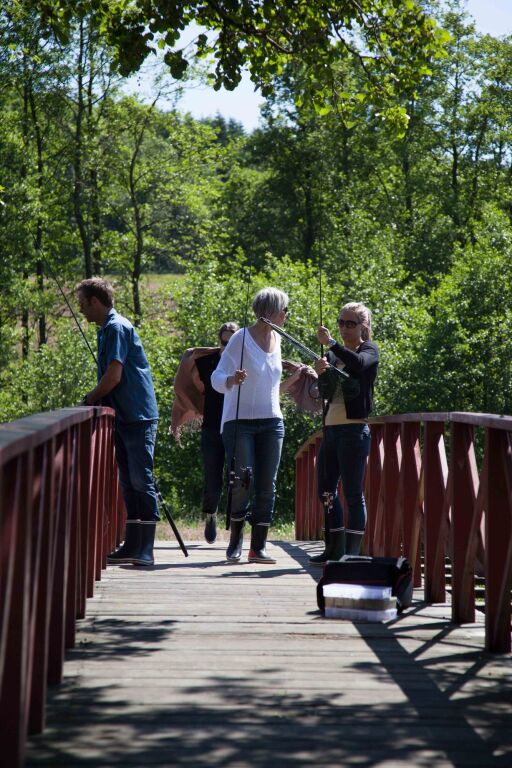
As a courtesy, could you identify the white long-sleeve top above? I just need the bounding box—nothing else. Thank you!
[211,327,283,433]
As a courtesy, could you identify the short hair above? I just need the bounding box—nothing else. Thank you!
[252,287,289,321]
[340,301,372,341]
[218,321,239,339]
[76,278,114,308]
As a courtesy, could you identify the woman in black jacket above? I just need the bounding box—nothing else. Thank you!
[310,301,378,565]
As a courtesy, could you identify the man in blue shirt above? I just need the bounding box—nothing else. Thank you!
[76,278,159,566]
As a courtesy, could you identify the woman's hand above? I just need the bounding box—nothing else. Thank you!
[227,369,247,387]
[280,363,315,392]
[314,357,329,375]
[317,325,332,346]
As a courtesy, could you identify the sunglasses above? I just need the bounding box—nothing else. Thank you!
[337,319,360,329]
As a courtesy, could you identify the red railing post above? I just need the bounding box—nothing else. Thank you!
[399,422,423,586]
[77,419,93,619]
[313,435,323,540]
[484,428,512,653]
[365,423,383,555]
[304,441,314,540]
[0,452,32,767]
[384,422,402,555]
[65,425,80,650]
[294,452,304,539]
[28,441,54,735]
[423,420,448,603]
[47,431,72,685]
[450,422,478,624]
[372,422,401,556]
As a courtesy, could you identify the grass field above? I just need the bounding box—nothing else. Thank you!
[156,518,296,542]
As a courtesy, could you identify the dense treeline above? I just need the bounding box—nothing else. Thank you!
[1,2,512,520]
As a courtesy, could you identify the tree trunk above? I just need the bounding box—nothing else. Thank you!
[87,37,102,274]
[73,19,92,277]
[28,83,47,346]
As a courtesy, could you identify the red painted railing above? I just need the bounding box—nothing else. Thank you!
[0,407,125,767]
[295,412,512,654]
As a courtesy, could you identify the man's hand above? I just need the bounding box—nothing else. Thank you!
[84,360,123,404]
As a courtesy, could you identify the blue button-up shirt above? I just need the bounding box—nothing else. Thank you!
[97,309,158,423]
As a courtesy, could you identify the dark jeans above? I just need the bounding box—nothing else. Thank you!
[222,418,285,526]
[115,420,159,522]
[201,427,225,514]
[317,423,371,533]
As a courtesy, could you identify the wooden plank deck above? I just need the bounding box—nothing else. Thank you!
[26,539,511,768]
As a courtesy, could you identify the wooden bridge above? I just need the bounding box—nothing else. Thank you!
[1,408,511,767]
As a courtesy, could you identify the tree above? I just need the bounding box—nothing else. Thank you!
[21,0,448,132]
[101,101,228,320]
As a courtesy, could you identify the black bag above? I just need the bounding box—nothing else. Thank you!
[317,555,413,614]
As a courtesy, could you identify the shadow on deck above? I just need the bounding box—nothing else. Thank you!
[25,540,511,768]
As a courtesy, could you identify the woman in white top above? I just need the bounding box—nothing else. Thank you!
[211,287,288,564]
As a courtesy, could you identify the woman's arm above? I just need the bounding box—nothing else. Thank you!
[211,334,247,392]
[280,362,315,393]
[329,341,378,374]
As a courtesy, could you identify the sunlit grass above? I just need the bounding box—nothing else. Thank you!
[140,272,186,289]
[156,517,295,542]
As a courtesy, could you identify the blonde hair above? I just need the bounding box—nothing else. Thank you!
[340,301,372,341]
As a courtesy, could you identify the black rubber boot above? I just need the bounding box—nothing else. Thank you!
[133,522,157,566]
[107,520,141,564]
[345,531,363,556]
[309,529,331,565]
[204,512,217,544]
[327,530,346,561]
[310,529,346,566]
[248,525,276,564]
[226,519,245,562]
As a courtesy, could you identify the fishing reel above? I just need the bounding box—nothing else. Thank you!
[228,465,253,490]
[321,490,334,512]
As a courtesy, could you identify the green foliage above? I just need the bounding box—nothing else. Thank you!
[19,0,447,132]
[420,208,512,414]
[376,205,512,417]
[0,320,96,422]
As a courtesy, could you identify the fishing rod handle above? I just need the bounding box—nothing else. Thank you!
[259,317,349,379]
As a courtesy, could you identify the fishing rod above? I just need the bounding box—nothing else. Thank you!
[154,479,188,557]
[42,252,99,366]
[225,271,253,530]
[259,317,349,380]
[318,250,334,558]
[37,246,188,557]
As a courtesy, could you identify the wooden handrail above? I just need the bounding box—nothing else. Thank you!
[0,407,125,767]
[295,412,512,654]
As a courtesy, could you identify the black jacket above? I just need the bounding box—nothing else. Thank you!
[327,340,379,420]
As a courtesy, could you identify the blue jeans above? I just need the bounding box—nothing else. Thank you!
[222,418,285,526]
[115,420,159,522]
[201,427,225,514]
[317,423,371,533]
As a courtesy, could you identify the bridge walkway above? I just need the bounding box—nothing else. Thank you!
[26,539,511,768]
